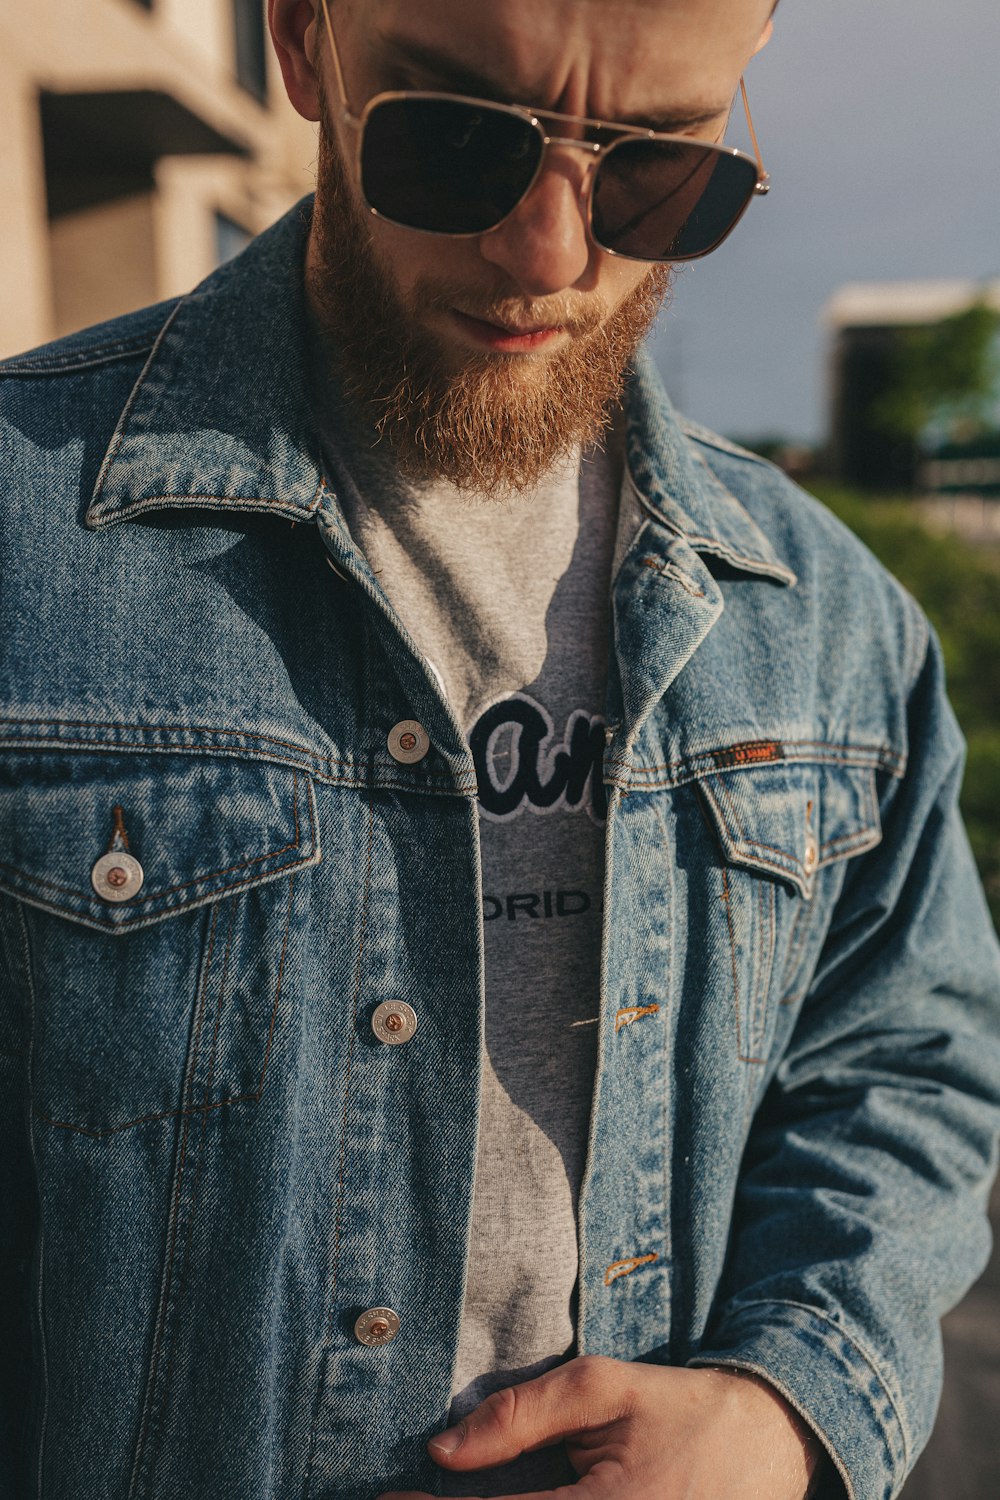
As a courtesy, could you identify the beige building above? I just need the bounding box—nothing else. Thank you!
[0,0,317,359]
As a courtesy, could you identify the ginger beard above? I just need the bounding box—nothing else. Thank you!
[308,101,672,495]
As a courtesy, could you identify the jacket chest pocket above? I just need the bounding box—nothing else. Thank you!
[0,752,320,1137]
[696,758,882,1063]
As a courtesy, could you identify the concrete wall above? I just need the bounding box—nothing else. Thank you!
[0,0,317,358]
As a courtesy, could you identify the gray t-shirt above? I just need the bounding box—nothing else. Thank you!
[324,422,619,1494]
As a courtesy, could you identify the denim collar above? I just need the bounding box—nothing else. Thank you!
[85,196,793,588]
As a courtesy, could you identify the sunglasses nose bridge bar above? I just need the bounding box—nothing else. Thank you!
[526,129,605,217]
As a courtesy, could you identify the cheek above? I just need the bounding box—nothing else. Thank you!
[597,254,660,313]
[366,220,475,301]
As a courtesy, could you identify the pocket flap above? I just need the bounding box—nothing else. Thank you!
[0,753,320,933]
[697,760,881,898]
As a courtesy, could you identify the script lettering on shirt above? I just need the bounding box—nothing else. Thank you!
[470,692,607,823]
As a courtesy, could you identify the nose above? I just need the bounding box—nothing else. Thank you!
[477,150,595,297]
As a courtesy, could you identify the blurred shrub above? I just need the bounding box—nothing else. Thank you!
[809,482,1000,926]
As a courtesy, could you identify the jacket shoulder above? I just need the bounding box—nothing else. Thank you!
[0,301,180,534]
[0,298,179,381]
[680,415,933,697]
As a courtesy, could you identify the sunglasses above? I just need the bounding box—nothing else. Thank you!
[317,0,770,264]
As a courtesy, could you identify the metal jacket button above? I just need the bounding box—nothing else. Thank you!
[91,851,145,903]
[803,837,819,876]
[372,1000,418,1046]
[354,1307,401,1348]
[387,719,430,765]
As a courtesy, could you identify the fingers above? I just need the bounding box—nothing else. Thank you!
[427,1356,629,1472]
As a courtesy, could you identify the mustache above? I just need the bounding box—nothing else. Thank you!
[415,283,608,338]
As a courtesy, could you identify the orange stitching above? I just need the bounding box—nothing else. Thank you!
[692,738,899,770]
[715,771,747,840]
[712,775,816,869]
[108,804,129,852]
[751,879,776,1052]
[622,739,904,775]
[615,1005,660,1033]
[605,1252,658,1286]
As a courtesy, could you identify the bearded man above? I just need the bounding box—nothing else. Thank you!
[1,2,998,1498]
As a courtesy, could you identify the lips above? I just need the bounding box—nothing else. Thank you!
[451,309,565,352]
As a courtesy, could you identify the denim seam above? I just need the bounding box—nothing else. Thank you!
[91,299,185,509]
[304,790,375,1499]
[751,879,776,1058]
[710,767,880,871]
[688,1354,857,1500]
[608,750,906,793]
[18,899,49,1500]
[701,776,811,897]
[0,335,164,375]
[627,741,906,776]
[88,488,327,528]
[3,774,320,936]
[32,872,297,1138]
[129,902,218,1499]
[0,767,308,914]
[0,731,478,796]
[679,419,774,469]
[693,788,766,1065]
[701,1295,911,1477]
[0,713,354,758]
[329,787,375,1301]
[779,897,815,1005]
[150,898,242,1484]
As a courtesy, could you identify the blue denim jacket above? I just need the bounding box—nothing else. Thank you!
[2,201,999,1500]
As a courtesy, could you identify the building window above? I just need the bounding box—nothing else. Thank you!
[215,212,253,266]
[233,0,268,104]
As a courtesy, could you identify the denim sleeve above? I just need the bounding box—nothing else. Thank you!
[688,617,1000,1500]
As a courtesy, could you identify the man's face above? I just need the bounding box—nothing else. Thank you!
[275,0,774,488]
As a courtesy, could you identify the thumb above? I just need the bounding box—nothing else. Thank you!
[428,1357,620,1471]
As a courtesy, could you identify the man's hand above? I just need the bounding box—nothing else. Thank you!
[378,1356,827,1500]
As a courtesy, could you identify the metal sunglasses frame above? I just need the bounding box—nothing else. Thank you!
[317,0,770,263]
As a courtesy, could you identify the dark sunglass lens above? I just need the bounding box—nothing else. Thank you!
[360,98,542,234]
[592,139,759,261]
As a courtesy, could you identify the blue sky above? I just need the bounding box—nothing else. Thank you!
[650,0,1000,444]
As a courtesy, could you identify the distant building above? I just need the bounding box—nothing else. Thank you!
[824,280,1000,491]
[0,0,316,359]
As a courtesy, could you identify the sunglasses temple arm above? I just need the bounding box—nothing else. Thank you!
[318,0,359,125]
[740,77,769,189]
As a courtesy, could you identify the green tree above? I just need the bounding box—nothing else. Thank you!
[810,481,1000,928]
[872,299,1000,447]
